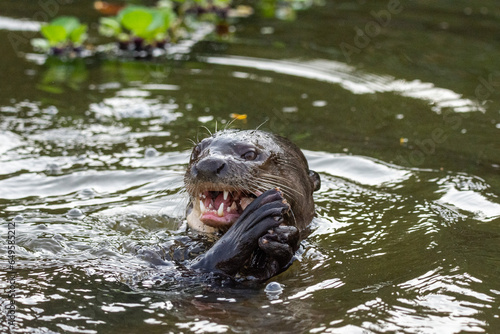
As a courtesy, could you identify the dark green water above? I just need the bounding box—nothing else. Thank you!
[1,1,500,333]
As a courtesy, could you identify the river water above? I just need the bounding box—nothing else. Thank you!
[1,1,499,333]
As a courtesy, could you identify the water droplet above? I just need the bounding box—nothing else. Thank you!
[265,281,282,292]
[46,163,61,175]
[13,215,24,223]
[78,188,96,199]
[265,281,283,300]
[67,208,84,219]
[145,147,158,158]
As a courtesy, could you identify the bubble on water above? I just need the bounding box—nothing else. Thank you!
[78,188,96,199]
[13,215,24,223]
[265,281,283,300]
[145,147,159,158]
[67,208,84,219]
[46,163,62,175]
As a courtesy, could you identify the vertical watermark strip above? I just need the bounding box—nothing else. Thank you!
[5,216,20,327]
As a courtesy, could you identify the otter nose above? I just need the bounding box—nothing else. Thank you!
[192,156,228,180]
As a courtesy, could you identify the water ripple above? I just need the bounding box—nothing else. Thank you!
[203,56,484,114]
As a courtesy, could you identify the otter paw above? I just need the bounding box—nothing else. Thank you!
[191,188,290,277]
[258,225,299,268]
[231,188,290,239]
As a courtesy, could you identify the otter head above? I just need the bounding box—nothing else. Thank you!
[184,129,320,233]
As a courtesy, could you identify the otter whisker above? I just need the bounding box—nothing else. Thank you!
[184,129,318,245]
[250,179,298,225]
[275,157,304,173]
[258,175,304,198]
[252,178,289,196]
[288,206,298,227]
[200,125,213,137]
[255,118,269,131]
[224,117,238,131]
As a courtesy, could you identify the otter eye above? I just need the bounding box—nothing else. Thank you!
[241,150,257,161]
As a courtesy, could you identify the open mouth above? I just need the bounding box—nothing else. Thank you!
[194,190,259,228]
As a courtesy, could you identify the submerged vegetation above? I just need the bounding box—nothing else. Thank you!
[31,0,320,59]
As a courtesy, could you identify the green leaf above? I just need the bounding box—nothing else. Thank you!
[119,6,154,38]
[51,16,80,35]
[99,17,122,37]
[159,8,176,29]
[147,10,168,32]
[69,24,88,45]
[41,25,67,46]
[213,0,231,7]
[146,8,176,41]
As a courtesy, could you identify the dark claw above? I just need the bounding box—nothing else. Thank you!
[258,225,300,269]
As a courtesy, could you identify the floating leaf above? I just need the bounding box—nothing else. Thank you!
[41,25,67,46]
[51,16,81,35]
[69,24,88,45]
[99,17,122,37]
[119,6,154,39]
[147,8,175,41]
[230,113,247,120]
[39,16,88,48]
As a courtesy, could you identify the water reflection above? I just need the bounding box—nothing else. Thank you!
[204,56,485,113]
[438,187,500,221]
[37,58,88,94]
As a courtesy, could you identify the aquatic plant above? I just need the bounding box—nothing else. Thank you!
[99,5,176,53]
[31,16,88,55]
[31,0,319,58]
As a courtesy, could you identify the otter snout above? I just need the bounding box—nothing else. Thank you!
[191,156,228,181]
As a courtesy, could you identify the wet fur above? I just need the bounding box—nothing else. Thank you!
[183,130,320,282]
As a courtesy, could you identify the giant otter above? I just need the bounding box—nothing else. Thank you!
[184,129,321,282]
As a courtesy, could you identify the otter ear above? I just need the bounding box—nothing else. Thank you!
[309,170,321,192]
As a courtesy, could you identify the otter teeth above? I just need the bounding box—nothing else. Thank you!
[218,203,224,217]
[196,190,255,217]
